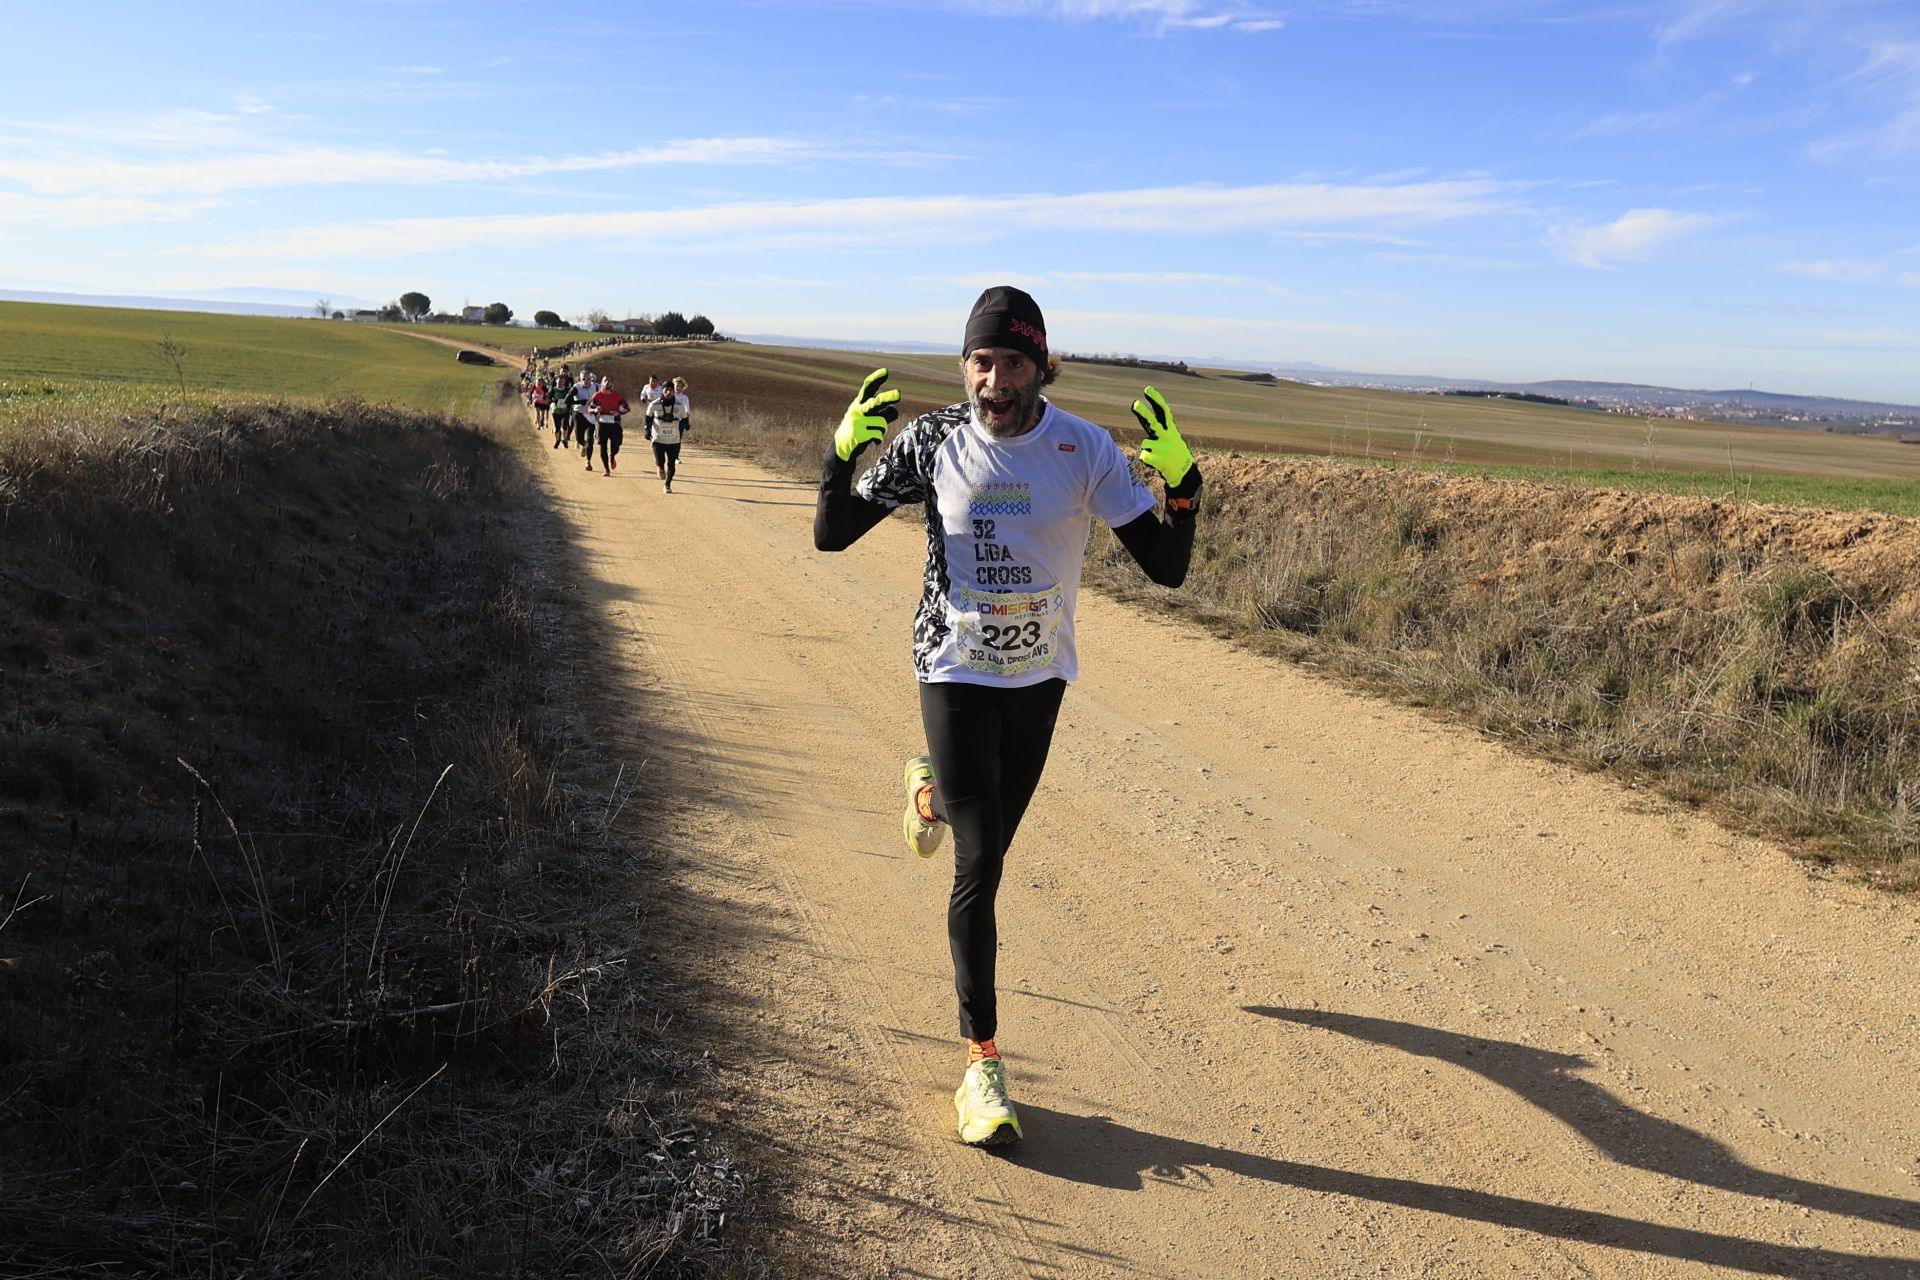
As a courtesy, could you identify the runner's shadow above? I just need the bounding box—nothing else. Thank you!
[1247,1007,1920,1230]
[1006,1107,1920,1277]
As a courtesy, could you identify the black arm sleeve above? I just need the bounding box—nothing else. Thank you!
[1111,466,1201,588]
[814,444,893,551]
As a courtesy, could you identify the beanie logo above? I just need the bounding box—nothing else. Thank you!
[1008,318,1047,353]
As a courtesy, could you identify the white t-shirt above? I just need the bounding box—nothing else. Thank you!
[855,399,1155,687]
[648,393,689,445]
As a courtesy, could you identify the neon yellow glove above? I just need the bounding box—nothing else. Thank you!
[1130,386,1194,488]
[833,367,902,462]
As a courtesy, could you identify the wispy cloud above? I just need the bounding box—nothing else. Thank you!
[1570,72,1758,141]
[939,269,1292,295]
[1057,270,1291,293]
[192,178,1520,261]
[951,0,1283,33]
[1653,0,1764,51]
[1779,258,1885,283]
[1545,207,1729,267]
[0,109,260,151]
[0,137,953,202]
[0,191,223,228]
[1052,307,1399,338]
[1810,39,1920,160]
[1817,327,1920,350]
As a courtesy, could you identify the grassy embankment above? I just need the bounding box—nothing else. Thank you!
[614,342,1920,883]
[1,317,757,1274]
[0,300,504,420]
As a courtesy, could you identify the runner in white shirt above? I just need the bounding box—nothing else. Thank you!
[813,286,1202,1147]
[645,379,691,493]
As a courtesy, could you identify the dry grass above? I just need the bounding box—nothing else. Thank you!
[672,378,1920,887]
[1,387,760,1276]
[1098,461,1920,883]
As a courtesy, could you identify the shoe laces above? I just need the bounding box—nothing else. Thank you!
[969,1057,1010,1105]
[913,782,939,825]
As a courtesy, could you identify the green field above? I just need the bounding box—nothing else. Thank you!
[0,300,506,415]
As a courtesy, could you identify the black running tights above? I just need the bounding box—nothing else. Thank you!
[918,677,1066,1043]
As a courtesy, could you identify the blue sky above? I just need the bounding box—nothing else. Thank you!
[4,0,1919,402]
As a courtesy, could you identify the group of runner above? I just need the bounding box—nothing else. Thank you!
[523,364,692,492]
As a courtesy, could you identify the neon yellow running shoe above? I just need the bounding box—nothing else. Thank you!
[954,1056,1022,1146]
[903,755,943,858]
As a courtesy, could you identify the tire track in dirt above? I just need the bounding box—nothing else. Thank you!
[521,418,1920,1278]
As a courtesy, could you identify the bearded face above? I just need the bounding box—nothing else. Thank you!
[963,349,1045,438]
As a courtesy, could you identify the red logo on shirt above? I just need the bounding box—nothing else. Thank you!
[1058,443,1076,452]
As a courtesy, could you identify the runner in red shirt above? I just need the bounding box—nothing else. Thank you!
[589,377,630,477]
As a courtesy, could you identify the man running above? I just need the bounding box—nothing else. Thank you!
[590,376,630,476]
[812,286,1201,1147]
[572,372,598,470]
[645,376,689,492]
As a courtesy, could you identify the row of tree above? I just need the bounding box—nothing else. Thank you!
[314,290,715,336]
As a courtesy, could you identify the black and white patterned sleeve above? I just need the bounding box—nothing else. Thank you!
[854,413,937,509]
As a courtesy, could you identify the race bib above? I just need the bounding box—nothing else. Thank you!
[951,584,1064,677]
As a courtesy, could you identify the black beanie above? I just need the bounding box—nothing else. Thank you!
[962,286,1048,366]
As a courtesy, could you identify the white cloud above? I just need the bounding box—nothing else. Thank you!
[941,269,1291,295]
[954,0,1282,33]
[1779,258,1884,283]
[1654,0,1762,51]
[0,137,953,201]
[1545,207,1728,267]
[0,191,223,228]
[193,178,1520,261]
[1818,327,1920,349]
[1903,272,1920,287]
[1052,307,1399,338]
[1811,39,1920,159]
[0,109,259,151]
[1053,270,1291,294]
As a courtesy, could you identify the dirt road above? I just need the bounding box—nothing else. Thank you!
[528,428,1920,1278]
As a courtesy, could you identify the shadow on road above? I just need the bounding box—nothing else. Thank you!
[1005,1104,1920,1277]
[1249,1006,1920,1231]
